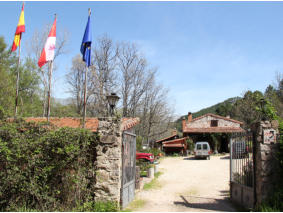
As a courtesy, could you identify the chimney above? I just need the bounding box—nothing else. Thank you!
[188,112,192,123]
[172,129,177,136]
[226,115,230,119]
[182,117,186,131]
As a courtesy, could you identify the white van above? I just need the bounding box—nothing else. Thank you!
[194,142,211,160]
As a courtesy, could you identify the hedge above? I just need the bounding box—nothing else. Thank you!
[0,119,99,211]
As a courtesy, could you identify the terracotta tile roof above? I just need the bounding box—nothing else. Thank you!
[24,117,99,132]
[162,137,187,148]
[192,113,243,125]
[121,117,140,131]
[163,137,187,144]
[10,117,139,132]
[163,143,185,148]
[183,127,245,133]
[156,134,178,143]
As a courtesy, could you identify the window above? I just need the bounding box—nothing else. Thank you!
[197,144,202,150]
[203,144,208,150]
[211,120,218,127]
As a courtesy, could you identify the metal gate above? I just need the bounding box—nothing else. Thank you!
[121,130,136,209]
[230,132,255,209]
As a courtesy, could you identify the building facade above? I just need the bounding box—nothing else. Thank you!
[182,113,244,153]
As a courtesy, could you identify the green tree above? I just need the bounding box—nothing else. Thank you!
[215,102,233,117]
[51,99,79,117]
[0,36,17,116]
[16,57,42,117]
[0,36,44,117]
[231,90,264,128]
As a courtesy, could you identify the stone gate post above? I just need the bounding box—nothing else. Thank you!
[94,117,123,205]
[252,120,280,208]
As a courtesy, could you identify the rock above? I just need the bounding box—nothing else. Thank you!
[271,120,279,129]
[100,135,118,144]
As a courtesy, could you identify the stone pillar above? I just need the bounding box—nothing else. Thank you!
[94,117,122,205]
[252,120,279,207]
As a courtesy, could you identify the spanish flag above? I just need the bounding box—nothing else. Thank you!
[11,3,25,52]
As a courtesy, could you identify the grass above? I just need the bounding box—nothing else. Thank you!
[257,204,280,212]
[123,199,147,212]
[143,171,163,190]
[72,201,119,212]
[140,170,147,177]
[154,171,163,178]
[185,188,198,196]
[176,186,199,198]
[123,172,163,211]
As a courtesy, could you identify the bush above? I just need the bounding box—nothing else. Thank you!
[0,106,5,120]
[73,201,118,212]
[0,120,98,211]
[136,159,151,172]
[143,147,164,158]
[186,138,194,152]
[93,201,119,212]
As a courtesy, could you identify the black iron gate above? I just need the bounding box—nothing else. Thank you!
[230,132,255,209]
[121,130,136,209]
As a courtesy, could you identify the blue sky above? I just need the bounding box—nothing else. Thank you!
[1,1,283,117]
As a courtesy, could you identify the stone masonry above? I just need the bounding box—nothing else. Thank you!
[94,117,123,205]
[252,120,280,207]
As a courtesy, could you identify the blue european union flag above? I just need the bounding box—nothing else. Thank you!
[80,14,92,67]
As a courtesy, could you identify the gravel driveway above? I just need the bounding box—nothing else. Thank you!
[133,155,236,212]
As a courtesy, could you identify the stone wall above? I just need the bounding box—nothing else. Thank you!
[187,115,240,128]
[94,117,123,205]
[252,120,280,207]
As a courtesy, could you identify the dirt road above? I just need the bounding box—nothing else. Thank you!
[133,155,236,212]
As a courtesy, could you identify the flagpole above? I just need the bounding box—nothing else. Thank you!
[14,1,25,118]
[14,41,21,118]
[82,8,91,129]
[47,60,53,122]
[82,65,88,128]
[45,13,57,122]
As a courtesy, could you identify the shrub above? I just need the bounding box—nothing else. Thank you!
[186,138,194,152]
[0,106,5,120]
[136,159,151,172]
[142,147,164,158]
[0,120,98,211]
[73,201,118,212]
[93,201,119,212]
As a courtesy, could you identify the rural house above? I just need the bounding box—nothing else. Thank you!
[155,130,188,155]
[182,112,244,152]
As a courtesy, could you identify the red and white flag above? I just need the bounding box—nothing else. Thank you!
[38,17,56,68]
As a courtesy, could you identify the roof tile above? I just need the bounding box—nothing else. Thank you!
[183,127,245,133]
[9,117,139,132]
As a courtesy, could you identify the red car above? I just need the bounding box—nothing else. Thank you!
[136,152,154,163]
